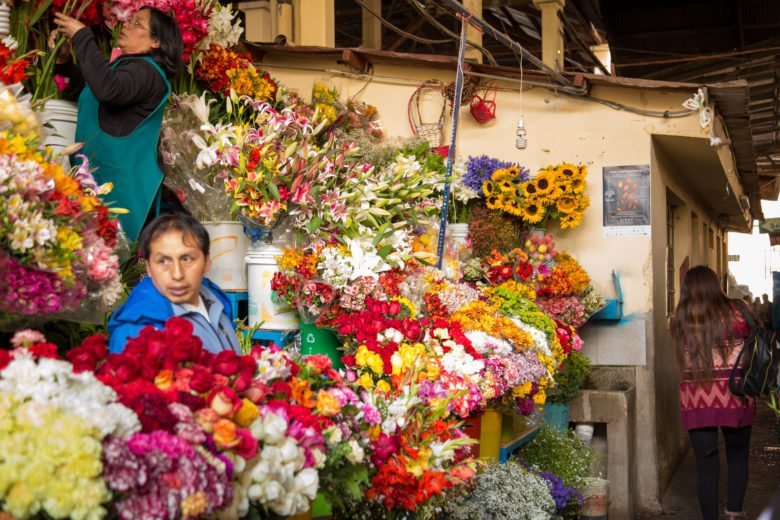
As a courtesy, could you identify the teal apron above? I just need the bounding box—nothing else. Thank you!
[73,56,170,242]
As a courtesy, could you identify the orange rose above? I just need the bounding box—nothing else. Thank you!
[208,386,242,416]
[291,378,315,408]
[213,418,241,449]
[315,390,341,417]
[234,398,259,427]
[154,369,174,390]
[194,408,220,433]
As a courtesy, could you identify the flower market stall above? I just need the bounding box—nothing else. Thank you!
[1,2,608,519]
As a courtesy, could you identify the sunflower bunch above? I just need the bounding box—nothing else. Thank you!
[483,163,589,229]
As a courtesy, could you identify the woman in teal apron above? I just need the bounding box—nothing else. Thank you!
[53,8,182,242]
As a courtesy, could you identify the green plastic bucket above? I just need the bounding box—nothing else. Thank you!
[299,322,344,369]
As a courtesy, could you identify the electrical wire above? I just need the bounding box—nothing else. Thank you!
[259,61,695,119]
[352,0,454,45]
[406,0,498,66]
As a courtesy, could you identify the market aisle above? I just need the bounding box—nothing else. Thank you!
[641,402,780,519]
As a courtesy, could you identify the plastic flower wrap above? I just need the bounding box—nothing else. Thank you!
[0,83,40,138]
[160,92,234,220]
[0,104,123,325]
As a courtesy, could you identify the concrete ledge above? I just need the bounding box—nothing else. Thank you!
[570,386,636,520]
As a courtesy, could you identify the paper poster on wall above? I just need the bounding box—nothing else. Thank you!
[603,164,651,237]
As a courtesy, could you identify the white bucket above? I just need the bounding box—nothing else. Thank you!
[575,423,595,446]
[245,241,299,330]
[203,221,248,291]
[580,477,609,519]
[40,100,79,168]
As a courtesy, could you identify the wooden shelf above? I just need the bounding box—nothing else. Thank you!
[499,424,540,463]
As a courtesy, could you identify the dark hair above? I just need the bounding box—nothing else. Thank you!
[140,7,182,77]
[670,265,740,381]
[138,213,210,259]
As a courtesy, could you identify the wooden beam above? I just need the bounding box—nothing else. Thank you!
[361,0,382,49]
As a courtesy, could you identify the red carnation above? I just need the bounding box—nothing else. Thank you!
[28,342,59,359]
[213,350,242,376]
[189,365,216,393]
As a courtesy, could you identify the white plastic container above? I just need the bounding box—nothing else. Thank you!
[40,100,79,167]
[202,221,248,291]
[245,241,299,330]
[442,223,469,280]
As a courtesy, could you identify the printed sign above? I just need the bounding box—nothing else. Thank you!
[603,164,651,237]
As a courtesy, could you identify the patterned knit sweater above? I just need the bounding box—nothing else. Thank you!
[678,308,756,430]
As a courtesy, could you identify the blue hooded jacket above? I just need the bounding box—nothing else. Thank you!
[107,277,240,353]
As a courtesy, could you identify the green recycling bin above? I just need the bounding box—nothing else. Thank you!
[299,321,344,369]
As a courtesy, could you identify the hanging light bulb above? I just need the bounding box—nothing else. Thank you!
[0,0,10,38]
[515,117,527,149]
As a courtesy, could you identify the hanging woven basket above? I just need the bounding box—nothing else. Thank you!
[470,83,497,124]
[408,80,447,149]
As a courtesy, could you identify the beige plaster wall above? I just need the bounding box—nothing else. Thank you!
[259,55,716,511]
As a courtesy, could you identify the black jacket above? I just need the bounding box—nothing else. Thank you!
[55,27,167,137]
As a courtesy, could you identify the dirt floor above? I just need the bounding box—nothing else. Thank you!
[639,400,780,519]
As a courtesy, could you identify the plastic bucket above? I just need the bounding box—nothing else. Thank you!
[40,100,78,166]
[245,241,299,330]
[542,403,570,432]
[479,408,502,460]
[202,221,248,291]
[299,321,343,369]
[580,477,609,519]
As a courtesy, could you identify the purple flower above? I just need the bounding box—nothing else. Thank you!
[538,470,583,511]
[463,155,521,192]
[0,253,86,315]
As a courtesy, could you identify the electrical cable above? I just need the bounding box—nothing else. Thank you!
[406,0,498,66]
[352,0,454,45]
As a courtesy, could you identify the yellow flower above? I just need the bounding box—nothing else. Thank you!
[234,399,259,427]
[498,178,515,193]
[424,358,442,380]
[482,180,498,197]
[503,198,524,216]
[315,390,342,417]
[485,194,504,211]
[520,181,537,198]
[356,345,385,375]
[56,227,83,252]
[391,343,425,376]
[533,170,554,196]
[520,201,544,224]
[570,176,586,194]
[556,163,579,178]
[357,372,374,390]
[533,388,547,404]
[391,296,417,318]
[512,381,533,398]
[556,196,578,214]
[376,380,391,394]
[560,211,583,229]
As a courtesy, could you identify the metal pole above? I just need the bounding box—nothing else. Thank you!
[436,0,573,88]
[436,18,468,269]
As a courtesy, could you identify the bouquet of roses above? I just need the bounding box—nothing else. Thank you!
[195,44,278,102]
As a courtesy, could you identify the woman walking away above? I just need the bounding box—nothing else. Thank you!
[671,266,755,520]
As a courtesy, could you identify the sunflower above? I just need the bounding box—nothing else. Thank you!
[578,164,589,178]
[557,163,579,178]
[498,178,516,193]
[503,198,524,217]
[556,196,578,214]
[492,168,512,182]
[560,211,583,229]
[521,181,538,198]
[486,194,504,210]
[521,202,544,224]
[533,170,555,196]
[483,180,498,197]
[570,176,586,194]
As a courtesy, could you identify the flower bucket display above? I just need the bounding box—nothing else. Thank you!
[580,477,609,519]
[479,408,503,460]
[39,99,78,166]
[299,321,343,369]
[246,241,299,330]
[461,411,483,458]
[202,221,248,291]
[542,403,570,432]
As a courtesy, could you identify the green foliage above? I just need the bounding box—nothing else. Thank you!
[443,460,555,520]
[518,425,593,490]
[547,350,592,404]
[467,205,529,258]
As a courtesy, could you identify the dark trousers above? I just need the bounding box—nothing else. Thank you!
[689,425,752,519]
